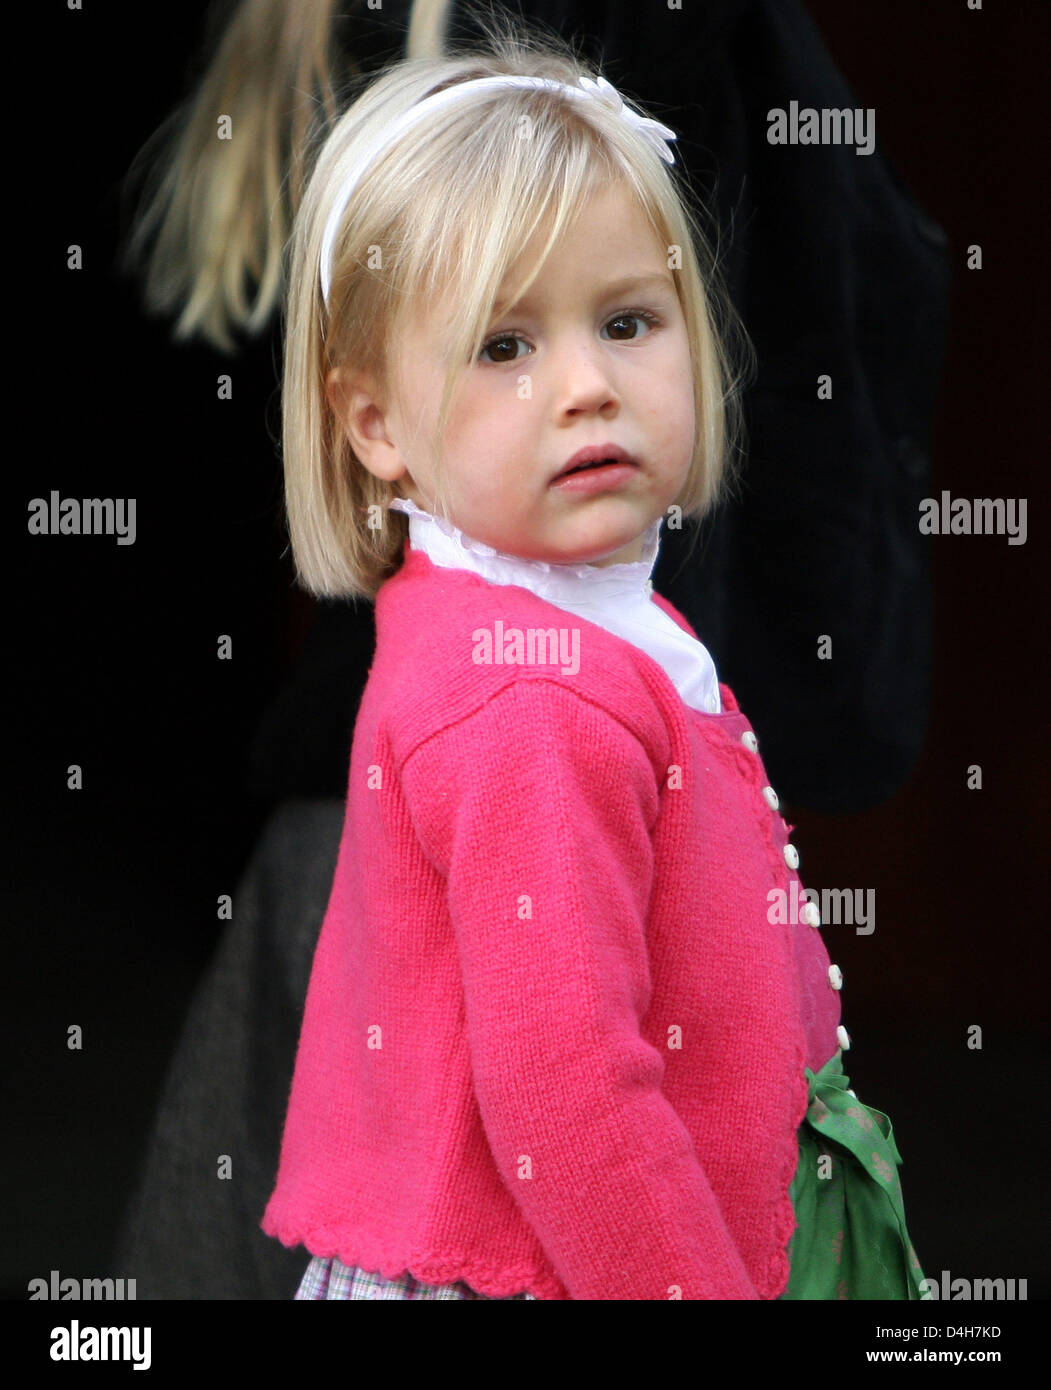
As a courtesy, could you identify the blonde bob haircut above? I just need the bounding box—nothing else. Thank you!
[284,14,751,601]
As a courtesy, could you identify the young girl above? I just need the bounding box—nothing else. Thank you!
[261,19,929,1301]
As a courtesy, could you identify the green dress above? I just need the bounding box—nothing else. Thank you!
[779,1047,929,1299]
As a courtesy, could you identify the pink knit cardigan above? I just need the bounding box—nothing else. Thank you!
[262,540,842,1299]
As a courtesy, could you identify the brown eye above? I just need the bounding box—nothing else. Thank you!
[604,310,660,341]
[479,334,525,364]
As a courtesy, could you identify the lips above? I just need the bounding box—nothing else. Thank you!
[553,443,638,482]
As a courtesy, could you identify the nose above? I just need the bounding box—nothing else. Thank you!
[554,334,620,417]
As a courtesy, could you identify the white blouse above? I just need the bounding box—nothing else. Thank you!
[388,497,722,716]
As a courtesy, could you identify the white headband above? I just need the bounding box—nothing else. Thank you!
[318,73,677,309]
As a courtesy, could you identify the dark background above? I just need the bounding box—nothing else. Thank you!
[8,0,1047,1301]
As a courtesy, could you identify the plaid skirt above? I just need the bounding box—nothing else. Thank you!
[296,1260,536,1300]
[295,1049,926,1301]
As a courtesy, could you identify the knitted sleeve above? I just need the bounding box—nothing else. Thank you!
[399,677,759,1300]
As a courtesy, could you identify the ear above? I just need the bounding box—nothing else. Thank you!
[325,364,409,485]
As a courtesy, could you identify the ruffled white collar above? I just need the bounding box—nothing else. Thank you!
[389,496,722,715]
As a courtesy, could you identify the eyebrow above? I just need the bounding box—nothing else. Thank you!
[493,273,676,315]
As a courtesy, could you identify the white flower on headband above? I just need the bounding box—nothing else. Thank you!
[575,75,677,165]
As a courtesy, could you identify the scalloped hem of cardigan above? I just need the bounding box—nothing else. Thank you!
[262,1223,568,1301]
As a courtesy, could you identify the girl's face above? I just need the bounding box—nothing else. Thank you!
[334,181,696,567]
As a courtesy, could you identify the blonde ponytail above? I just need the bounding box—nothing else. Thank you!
[117,0,454,354]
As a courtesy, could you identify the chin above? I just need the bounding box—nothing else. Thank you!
[579,536,644,567]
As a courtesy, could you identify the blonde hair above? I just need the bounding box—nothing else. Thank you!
[287,7,751,600]
[117,0,456,354]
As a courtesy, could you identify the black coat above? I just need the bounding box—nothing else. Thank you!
[247,0,950,815]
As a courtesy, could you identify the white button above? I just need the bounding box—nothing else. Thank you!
[837,1025,851,1051]
[783,843,800,871]
[741,730,758,752]
[828,963,843,989]
[846,1089,857,1099]
[802,901,822,928]
[762,786,780,811]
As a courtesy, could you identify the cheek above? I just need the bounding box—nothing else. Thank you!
[671,350,697,433]
[391,375,431,439]
[682,380,697,437]
[442,376,492,432]
[651,357,694,434]
[450,389,519,459]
